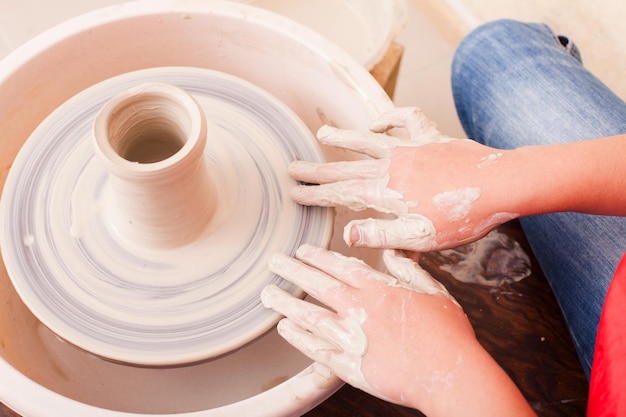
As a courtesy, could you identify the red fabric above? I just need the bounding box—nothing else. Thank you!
[588,253,626,417]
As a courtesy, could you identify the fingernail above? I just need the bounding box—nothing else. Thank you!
[343,224,360,247]
[288,160,316,176]
[287,161,301,176]
[290,186,308,203]
[268,252,288,274]
[276,318,291,337]
[267,253,279,270]
[260,285,278,308]
[295,244,314,259]
[368,120,385,132]
[316,125,333,140]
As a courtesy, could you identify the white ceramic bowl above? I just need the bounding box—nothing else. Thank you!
[230,0,407,70]
[0,1,395,416]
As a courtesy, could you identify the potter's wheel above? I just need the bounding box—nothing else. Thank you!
[0,66,332,366]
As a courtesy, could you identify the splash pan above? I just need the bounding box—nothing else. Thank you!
[0,0,395,416]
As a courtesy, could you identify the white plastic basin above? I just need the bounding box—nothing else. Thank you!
[230,0,407,70]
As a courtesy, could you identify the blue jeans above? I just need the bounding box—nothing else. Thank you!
[451,19,626,378]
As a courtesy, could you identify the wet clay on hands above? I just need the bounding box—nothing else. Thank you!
[261,244,476,411]
[289,107,520,251]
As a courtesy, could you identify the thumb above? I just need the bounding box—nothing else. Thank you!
[344,215,437,252]
[382,250,459,306]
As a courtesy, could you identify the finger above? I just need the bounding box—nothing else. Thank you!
[261,285,334,321]
[344,215,437,252]
[401,250,421,263]
[368,107,444,144]
[276,318,339,362]
[268,252,350,302]
[262,285,358,348]
[369,107,430,132]
[288,159,389,184]
[382,250,459,305]
[290,178,407,214]
[295,244,391,289]
[316,125,400,159]
[277,319,374,398]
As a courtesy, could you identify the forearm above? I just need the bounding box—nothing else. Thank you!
[287,127,625,251]
[412,340,536,417]
[508,134,626,217]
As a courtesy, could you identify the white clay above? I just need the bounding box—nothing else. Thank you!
[290,158,390,182]
[438,229,532,286]
[316,125,401,159]
[344,213,437,252]
[473,212,520,237]
[367,106,445,144]
[274,317,388,401]
[315,107,450,158]
[382,250,458,305]
[431,187,482,221]
[477,152,503,169]
[267,254,346,295]
[292,176,408,215]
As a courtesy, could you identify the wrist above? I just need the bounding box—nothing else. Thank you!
[498,145,577,217]
[414,340,536,417]
[506,136,626,217]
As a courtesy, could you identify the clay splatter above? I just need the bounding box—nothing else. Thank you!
[436,229,531,286]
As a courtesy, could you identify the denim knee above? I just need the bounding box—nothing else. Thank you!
[449,19,612,148]
[453,19,535,65]
[450,20,553,141]
[451,19,580,81]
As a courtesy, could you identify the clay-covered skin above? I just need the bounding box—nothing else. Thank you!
[261,245,536,417]
[272,109,626,415]
[288,107,520,252]
[261,245,461,406]
[290,109,626,254]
